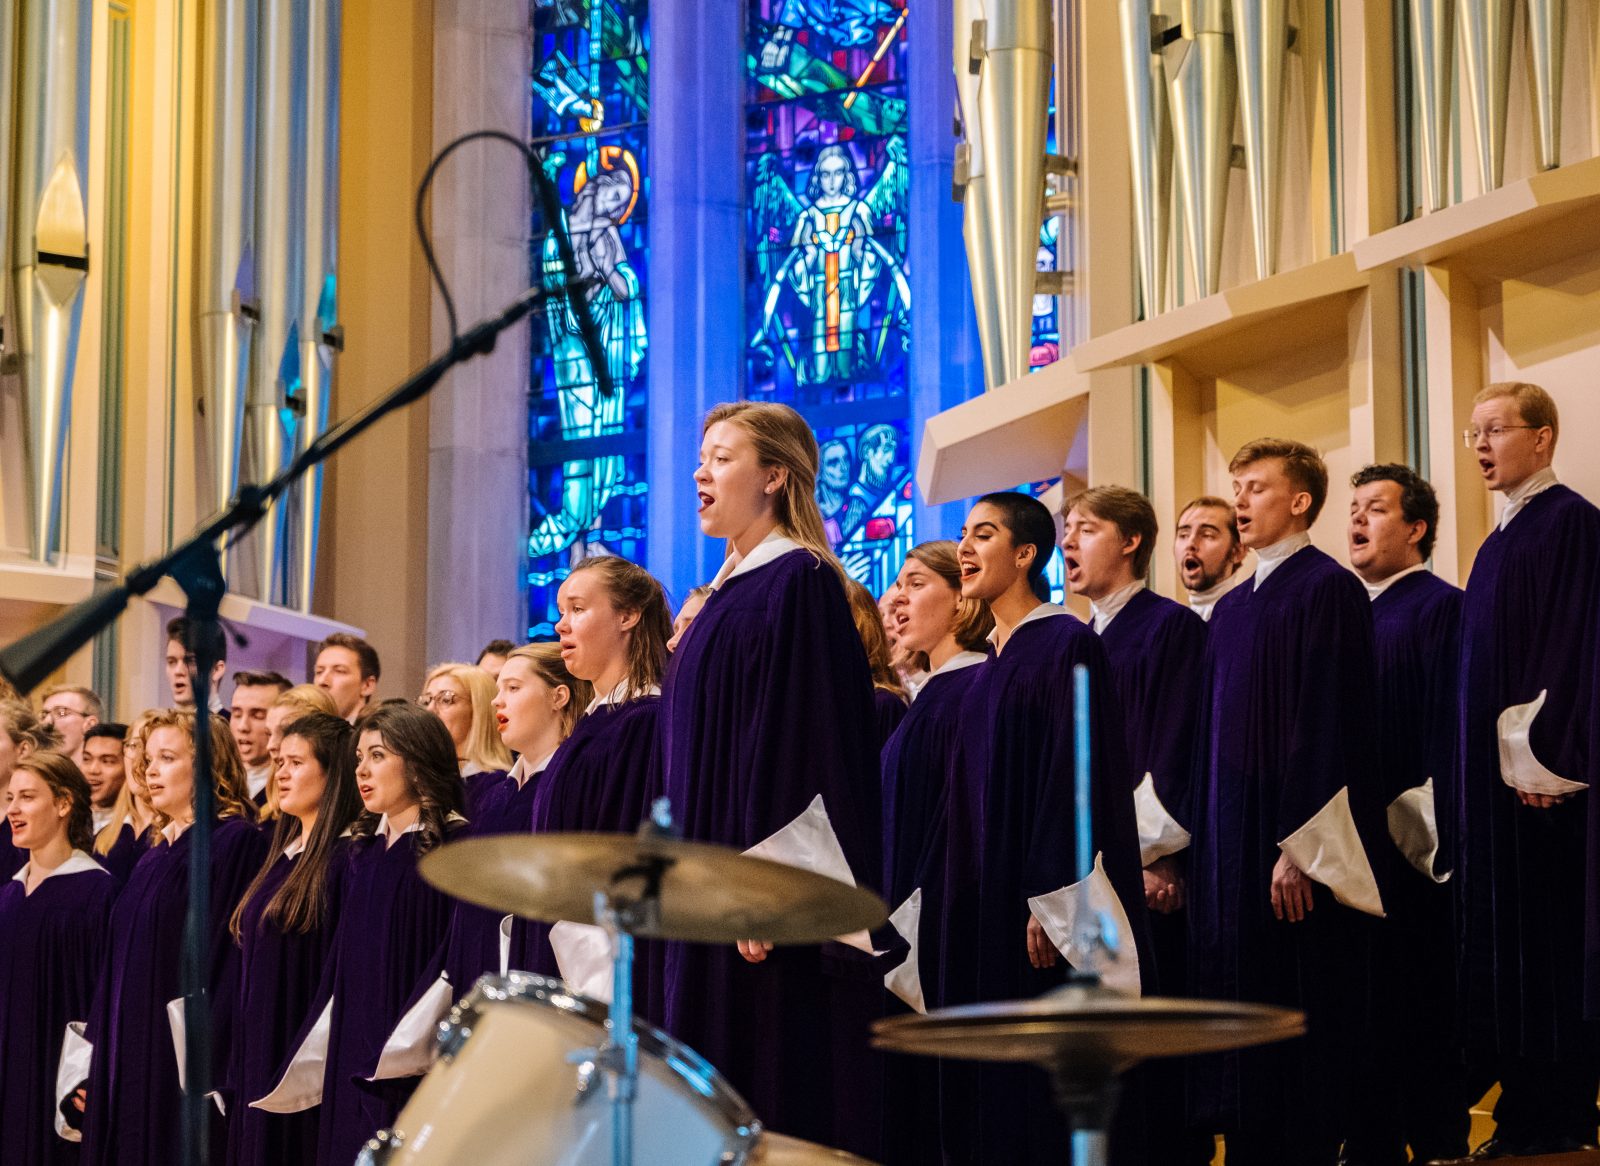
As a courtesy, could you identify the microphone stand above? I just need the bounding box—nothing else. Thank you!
[0,277,573,1164]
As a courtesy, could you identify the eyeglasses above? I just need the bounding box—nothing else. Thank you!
[1463,424,1539,447]
[417,691,462,710]
[40,706,86,722]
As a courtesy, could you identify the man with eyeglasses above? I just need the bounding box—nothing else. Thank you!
[1436,382,1600,1162]
[38,685,102,756]
[229,670,292,804]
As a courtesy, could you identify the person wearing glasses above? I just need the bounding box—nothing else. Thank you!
[38,685,103,756]
[1440,382,1600,1161]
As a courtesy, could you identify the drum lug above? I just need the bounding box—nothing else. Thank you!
[567,1047,601,1102]
[436,1002,479,1063]
[355,1128,405,1165]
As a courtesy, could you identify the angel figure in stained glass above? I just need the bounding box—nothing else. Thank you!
[751,140,909,388]
[529,147,647,558]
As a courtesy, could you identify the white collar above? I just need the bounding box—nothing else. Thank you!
[509,750,556,789]
[374,809,465,840]
[11,850,106,886]
[283,831,309,859]
[460,759,487,778]
[1498,466,1558,530]
[927,650,986,680]
[162,818,193,844]
[246,762,273,800]
[1362,561,1429,600]
[91,805,114,832]
[1186,566,1248,620]
[987,603,1067,655]
[586,680,662,713]
[1088,579,1144,633]
[710,531,804,589]
[1251,531,1312,586]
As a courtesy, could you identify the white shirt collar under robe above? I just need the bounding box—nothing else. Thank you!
[246,762,272,801]
[986,603,1068,656]
[587,681,662,714]
[1362,561,1429,601]
[1251,531,1312,588]
[1089,580,1144,633]
[1186,567,1248,622]
[710,531,804,589]
[1498,467,1558,530]
[508,750,556,790]
[11,849,106,888]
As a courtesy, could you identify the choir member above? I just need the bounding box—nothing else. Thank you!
[313,633,381,721]
[517,556,671,1005]
[452,644,585,990]
[846,577,910,747]
[937,492,1149,1163]
[229,712,360,1166]
[303,702,465,1165]
[421,662,512,812]
[1340,465,1468,1165]
[1172,495,1248,620]
[80,723,128,834]
[165,616,227,713]
[39,685,102,757]
[1063,486,1210,1165]
[665,584,711,653]
[261,686,340,823]
[877,540,991,1166]
[659,401,883,1156]
[0,751,118,1166]
[92,712,156,881]
[1449,383,1600,1158]
[474,638,516,680]
[0,700,62,881]
[1188,439,1388,1166]
[229,671,291,806]
[80,711,265,1166]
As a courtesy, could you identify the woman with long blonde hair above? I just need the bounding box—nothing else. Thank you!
[660,401,883,1156]
[420,662,512,811]
[0,700,61,881]
[80,712,267,1166]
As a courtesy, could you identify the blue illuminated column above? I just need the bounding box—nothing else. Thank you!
[644,0,745,603]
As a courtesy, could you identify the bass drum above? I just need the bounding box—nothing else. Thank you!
[358,972,761,1166]
[751,1134,879,1164]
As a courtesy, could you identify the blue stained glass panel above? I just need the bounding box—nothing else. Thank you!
[814,417,913,594]
[529,0,650,637]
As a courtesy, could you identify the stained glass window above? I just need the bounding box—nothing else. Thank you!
[745,0,911,595]
[527,0,651,637]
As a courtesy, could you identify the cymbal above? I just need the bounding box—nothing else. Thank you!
[873,982,1304,1075]
[420,832,888,945]
[753,1134,880,1165]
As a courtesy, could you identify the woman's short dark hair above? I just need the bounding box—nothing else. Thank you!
[976,491,1058,602]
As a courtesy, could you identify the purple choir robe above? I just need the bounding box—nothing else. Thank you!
[1453,485,1600,1061]
[97,822,150,883]
[877,655,985,1166]
[659,548,884,1157]
[515,695,663,1017]
[460,766,510,820]
[1344,569,1469,1164]
[80,817,268,1166]
[226,839,349,1166]
[442,766,539,995]
[312,823,462,1166]
[0,856,118,1166]
[937,608,1152,1163]
[1097,587,1209,1165]
[1188,545,1388,1160]
[872,687,909,752]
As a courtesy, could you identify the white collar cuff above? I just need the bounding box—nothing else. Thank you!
[710,531,804,589]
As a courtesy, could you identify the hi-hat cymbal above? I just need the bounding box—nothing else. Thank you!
[874,982,1304,1075]
[420,832,888,945]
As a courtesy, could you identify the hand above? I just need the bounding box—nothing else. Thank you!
[1143,856,1186,914]
[72,1087,86,1113]
[1270,853,1315,923]
[1026,914,1059,970]
[736,939,773,964]
[1517,789,1570,809]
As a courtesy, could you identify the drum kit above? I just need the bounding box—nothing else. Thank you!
[354,799,1304,1166]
